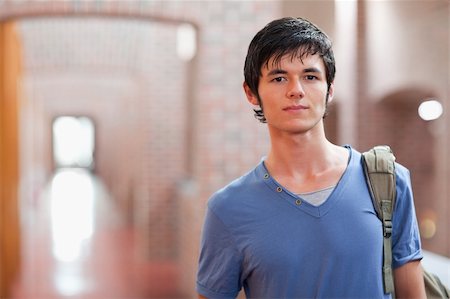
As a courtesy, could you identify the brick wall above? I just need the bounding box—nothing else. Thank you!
[3,1,280,296]
[360,0,449,255]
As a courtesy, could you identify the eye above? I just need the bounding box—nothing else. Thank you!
[305,75,318,80]
[271,77,286,83]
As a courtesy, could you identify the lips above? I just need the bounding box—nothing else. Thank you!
[283,105,309,111]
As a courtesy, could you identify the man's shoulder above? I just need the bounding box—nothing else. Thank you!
[394,161,412,192]
[208,162,263,211]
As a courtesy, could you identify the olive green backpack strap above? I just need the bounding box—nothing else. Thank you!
[362,145,397,297]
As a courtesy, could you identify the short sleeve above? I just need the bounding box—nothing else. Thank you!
[196,206,243,298]
[392,165,423,268]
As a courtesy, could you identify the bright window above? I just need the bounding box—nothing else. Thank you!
[53,116,95,169]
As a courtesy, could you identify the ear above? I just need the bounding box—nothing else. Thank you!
[327,82,335,103]
[243,82,259,106]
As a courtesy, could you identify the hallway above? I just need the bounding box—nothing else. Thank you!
[12,168,182,299]
[1,2,450,298]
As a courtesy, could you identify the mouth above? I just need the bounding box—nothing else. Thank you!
[283,105,309,111]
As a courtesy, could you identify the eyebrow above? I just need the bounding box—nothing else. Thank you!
[267,69,287,76]
[266,67,322,77]
[303,67,322,74]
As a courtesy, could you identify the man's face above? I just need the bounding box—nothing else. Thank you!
[245,53,333,137]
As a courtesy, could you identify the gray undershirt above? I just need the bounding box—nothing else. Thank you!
[298,185,336,207]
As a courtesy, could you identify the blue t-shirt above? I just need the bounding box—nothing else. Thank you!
[197,146,422,298]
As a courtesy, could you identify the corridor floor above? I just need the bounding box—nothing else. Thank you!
[12,168,182,299]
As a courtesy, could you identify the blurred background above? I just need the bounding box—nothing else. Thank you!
[0,0,448,298]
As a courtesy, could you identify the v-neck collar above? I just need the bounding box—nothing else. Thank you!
[256,145,355,218]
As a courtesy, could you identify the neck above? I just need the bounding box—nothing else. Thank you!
[265,124,340,178]
[263,121,349,194]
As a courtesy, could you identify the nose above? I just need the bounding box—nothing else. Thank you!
[287,80,305,99]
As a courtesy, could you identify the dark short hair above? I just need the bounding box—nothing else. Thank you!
[244,17,336,122]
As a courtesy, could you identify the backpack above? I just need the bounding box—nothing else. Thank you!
[362,145,450,299]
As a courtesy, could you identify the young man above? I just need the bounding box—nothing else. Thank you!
[197,17,426,298]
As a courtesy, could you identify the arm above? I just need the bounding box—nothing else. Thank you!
[196,206,242,298]
[394,260,426,299]
[198,295,207,299]
[391,166,425,298]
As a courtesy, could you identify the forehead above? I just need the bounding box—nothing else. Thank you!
[263,53,325,73]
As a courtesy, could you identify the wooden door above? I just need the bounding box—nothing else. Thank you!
[0,21,21,298]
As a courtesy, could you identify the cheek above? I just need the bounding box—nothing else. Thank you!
[259,87,281,102]
[310,87,329,101]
